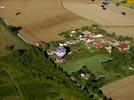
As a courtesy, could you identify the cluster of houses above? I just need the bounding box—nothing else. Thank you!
[36,29,131,64]
[68,30,130,53]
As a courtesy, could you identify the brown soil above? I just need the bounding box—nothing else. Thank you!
[101,75,134,100]
[1,0,89,44]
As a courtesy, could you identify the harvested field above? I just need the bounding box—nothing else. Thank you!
[0,0,90,44]
[63,1,134,38]
[63,0,101,4]
[101,75,134,100]
[102,26,134,38]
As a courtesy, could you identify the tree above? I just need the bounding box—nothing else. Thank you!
[111,46,121,58]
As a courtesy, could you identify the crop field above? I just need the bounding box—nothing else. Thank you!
[112,0,134,4]
[102,75,134,100]
[63,1,134,38]
[0,0,90,44]
[63,0,101,3]
[62,55,112,74]
[0,22,27,56]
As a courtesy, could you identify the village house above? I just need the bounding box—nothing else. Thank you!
[80,72,92,80]
[101,36,119,46]
[118,44,130,52]
[79,34,90,42]
[70,30,76,37]
[79,30,92,42]
[36,41,46,47]
[92,40,108,48]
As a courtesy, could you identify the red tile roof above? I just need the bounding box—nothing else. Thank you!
[93,40,108,48]
[102,36,116,43]
[118,44,129,49]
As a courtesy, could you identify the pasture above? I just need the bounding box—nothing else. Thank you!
[63,1,134,38]
[1,0,90,44]
[62,55,112,74]
[62,53,129,85]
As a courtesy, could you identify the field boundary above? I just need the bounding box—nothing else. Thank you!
[17,33,30,44]
[60,0,96,25]
[1,18,30,44]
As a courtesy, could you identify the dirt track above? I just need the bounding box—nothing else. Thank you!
[63,1,134,38]
[101,75,134,100]
[0,0,89,44]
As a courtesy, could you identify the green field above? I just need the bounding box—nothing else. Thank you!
[0,21,92,100]
[0,47,91,100]
[62,54,130,85]
[63,55,112,74]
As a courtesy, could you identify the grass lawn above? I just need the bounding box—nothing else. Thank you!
[62,54,126,85]
[62,55,112,74]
